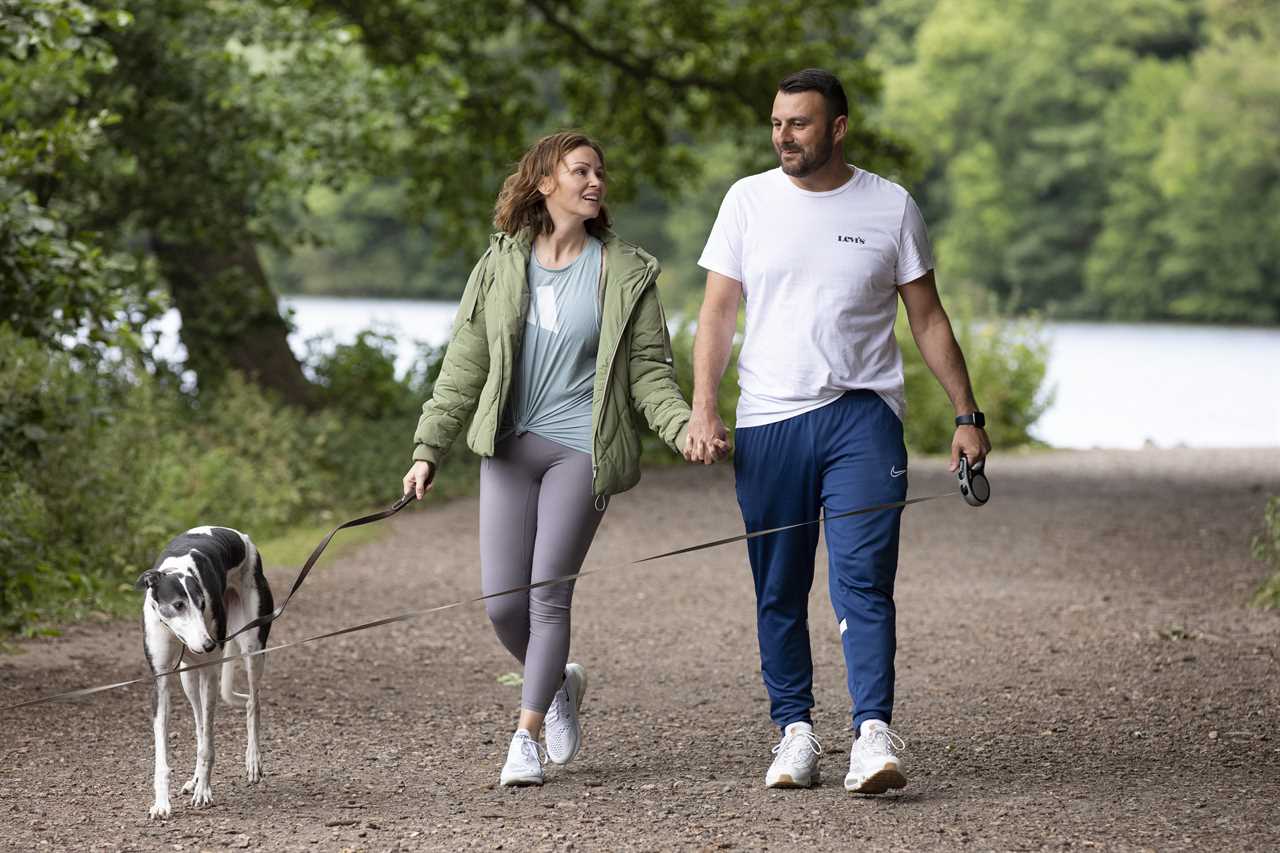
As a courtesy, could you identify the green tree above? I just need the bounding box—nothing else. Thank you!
[1151,5,1280,321]
[882,0,1202,313]
[1082,59,1190,319]
[5,0,907,400]
[1084,0,1280,322]
[0,1,156,355]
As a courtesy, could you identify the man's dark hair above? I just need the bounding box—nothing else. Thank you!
[778,68,848,123]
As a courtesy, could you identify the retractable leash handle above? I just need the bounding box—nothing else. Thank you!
[957,453,990,507]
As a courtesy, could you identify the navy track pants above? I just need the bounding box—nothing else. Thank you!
[733,390,908,732]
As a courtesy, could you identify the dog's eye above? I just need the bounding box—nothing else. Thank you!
[173,600,185,611]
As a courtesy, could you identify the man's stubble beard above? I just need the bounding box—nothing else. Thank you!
[777,128,836,178]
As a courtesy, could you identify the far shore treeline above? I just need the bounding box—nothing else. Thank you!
[2,0,1278,634]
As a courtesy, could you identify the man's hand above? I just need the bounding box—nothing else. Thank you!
[950,427,991,472]
[685,406,730,464]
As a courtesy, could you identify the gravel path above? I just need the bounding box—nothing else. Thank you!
[3,448,1279,851]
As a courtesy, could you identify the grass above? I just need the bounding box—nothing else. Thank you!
[257,515,389,572]
[1251,573,1280,609]
[1249,496,1280,609]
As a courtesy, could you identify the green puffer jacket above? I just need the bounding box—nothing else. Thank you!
[411,228,691,498]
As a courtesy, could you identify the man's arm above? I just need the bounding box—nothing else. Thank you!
[898,270,991,470]
[686,270,741,463]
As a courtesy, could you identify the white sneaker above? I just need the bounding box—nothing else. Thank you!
[544,662,587,765]
[499,729,546,787]
[765,721,823,788]
[844,721,907,794]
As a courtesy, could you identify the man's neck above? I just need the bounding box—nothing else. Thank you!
[785,156,855,193]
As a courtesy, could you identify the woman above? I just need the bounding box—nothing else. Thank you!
[402,131,723,786]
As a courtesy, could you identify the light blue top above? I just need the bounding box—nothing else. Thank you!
[502,236,602,455]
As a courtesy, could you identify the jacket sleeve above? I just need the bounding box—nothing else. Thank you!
[410,250,493,467]
[626,277,692,454]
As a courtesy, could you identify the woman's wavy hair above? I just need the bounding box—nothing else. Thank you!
[493,131,611,239]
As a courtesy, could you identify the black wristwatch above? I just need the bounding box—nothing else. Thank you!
[955,411,986,429]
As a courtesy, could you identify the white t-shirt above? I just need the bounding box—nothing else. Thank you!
[698,166,933,428]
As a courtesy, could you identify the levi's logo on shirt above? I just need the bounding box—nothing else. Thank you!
[837,234,866,244]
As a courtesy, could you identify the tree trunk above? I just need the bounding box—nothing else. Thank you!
[152,233,314,408]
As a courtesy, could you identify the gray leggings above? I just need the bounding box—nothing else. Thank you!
[480,432,605,713]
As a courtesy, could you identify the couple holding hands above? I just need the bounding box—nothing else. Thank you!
[402,68,991,792]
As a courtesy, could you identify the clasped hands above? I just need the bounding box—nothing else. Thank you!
[683,406,730,465]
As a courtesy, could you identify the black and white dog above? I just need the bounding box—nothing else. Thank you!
[135,526,274,820]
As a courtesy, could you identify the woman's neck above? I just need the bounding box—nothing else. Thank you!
[533,220,590,268]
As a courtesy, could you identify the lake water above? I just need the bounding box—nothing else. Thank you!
[151,298,1280,450]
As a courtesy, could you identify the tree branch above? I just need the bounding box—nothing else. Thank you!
[522,0,756,109]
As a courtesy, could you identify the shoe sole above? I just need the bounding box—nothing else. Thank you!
[549,663,587,766]
[765,770,819,789]
[844,764,907,795]
[499,774,544,787]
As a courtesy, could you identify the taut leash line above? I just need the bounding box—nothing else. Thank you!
[2,488,962,711]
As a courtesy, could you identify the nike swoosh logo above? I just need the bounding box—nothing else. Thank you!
[890,466,907,478]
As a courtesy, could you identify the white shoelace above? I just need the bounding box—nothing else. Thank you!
[860,726,906,755]
[514,734,548,767]
[772,729,823,763]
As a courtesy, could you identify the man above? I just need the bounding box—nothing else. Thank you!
[685,68,990,793]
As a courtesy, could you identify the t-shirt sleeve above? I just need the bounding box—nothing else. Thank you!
[697,183,745,282]
[895,194,934,285]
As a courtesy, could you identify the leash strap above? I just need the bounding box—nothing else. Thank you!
[2,489,956,711]
[223,494,415,644]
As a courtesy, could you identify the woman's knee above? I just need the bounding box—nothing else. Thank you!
[528,585,573,624]
[485,591,529,633]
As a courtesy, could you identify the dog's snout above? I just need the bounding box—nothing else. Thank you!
[202,639,217,653]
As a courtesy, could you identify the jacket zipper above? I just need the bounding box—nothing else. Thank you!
[493,264,529,445]
[591,267,650,495]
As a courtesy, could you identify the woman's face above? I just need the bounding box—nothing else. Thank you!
[539,145,606,224]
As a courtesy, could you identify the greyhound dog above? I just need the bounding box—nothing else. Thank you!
[135,526,274,820]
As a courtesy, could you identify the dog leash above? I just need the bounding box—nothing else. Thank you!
[2,482,974,711]
[222,495,418,645]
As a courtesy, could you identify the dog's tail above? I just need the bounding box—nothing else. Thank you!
[221,654,249,708]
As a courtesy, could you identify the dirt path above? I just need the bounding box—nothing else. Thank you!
[3,448,1279,852]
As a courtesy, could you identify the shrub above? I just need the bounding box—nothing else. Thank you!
[0,323,468,635]
[900,310,1052,454]
[1251,497,1280,609]
[642,307,1051,464]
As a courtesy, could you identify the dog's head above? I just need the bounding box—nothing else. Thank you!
[136,556,219,655]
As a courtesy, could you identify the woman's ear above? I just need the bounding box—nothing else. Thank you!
[537,174,555,197]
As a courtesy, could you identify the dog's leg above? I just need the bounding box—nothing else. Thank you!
[178,666,203,796]
[241,636,264,782]
[188,663,217,807]
[148,644,178,820]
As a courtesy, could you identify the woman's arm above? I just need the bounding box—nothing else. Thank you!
[626,282,693,454]
[410,249,494,469]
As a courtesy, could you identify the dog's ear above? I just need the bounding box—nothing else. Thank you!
[134,569,160,592]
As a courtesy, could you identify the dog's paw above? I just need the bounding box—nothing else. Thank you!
[180,776,197,795]
[149,800,171,820]
[189,782,213,808]
[245,753,262,784]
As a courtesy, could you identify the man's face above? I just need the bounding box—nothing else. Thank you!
[771,90,842,178]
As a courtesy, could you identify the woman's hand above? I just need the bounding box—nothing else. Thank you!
[402,460,436,500]
[684,430,730,464]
